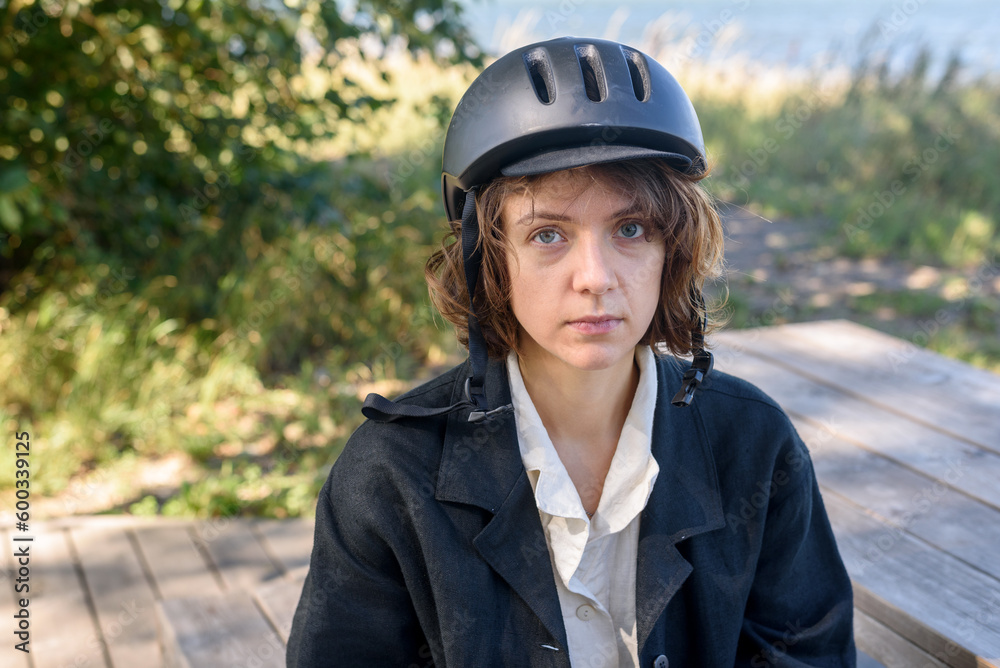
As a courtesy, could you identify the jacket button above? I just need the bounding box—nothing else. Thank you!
[654,655,668,668]
[575,604,596,621]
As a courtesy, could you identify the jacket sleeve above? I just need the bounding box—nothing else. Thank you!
[285,457,431,667]
[735,429,857,668]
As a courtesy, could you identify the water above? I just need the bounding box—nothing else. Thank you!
[458,0,1000,76]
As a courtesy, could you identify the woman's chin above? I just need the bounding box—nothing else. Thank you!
[535,342,637,375]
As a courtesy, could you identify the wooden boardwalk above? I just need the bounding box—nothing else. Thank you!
[2,320,998,667]
[713,320,1000,668]
[1,515,313,668]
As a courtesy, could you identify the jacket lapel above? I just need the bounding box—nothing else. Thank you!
[635,356,726,651]
[434,359,569,651]
[433,356,726,654]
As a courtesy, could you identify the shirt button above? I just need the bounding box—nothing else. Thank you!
[575,604,596,621]
[654,655,669,668]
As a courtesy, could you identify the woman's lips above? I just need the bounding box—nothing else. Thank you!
[567,317,622,335]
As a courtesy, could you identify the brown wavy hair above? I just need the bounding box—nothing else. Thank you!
[425,158,725,359]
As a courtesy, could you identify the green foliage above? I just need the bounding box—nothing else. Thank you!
[701,49,1000,268]
[0,0,473,517]
[0,0,477,299]
[0,152,458,512]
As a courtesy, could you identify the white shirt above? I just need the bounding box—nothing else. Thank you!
[506,346,660,668]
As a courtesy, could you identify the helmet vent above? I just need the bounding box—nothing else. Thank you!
[523,48,556,104]
[574,44,607,102]
[621,46,650,102]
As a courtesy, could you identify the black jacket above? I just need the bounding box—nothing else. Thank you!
[287,355,856,667]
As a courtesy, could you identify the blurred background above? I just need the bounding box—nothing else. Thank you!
[1,0,997,520]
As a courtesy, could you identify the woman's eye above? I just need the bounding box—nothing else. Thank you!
[533,229,562,244]
[617,221,645,239]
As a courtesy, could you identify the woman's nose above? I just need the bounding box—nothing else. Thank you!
[571,237,618,295]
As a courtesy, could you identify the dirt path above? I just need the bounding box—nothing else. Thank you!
[710,205,1000,366]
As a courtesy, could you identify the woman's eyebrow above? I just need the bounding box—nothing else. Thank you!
[513,211,572,226]
[609,203,645,219]
[513,204,643,227]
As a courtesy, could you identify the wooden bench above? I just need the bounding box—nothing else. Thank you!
[4,320,998,667]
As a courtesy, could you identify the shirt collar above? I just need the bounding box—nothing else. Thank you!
[506,346,660,535]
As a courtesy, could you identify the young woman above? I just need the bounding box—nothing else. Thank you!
[287,37,856,667]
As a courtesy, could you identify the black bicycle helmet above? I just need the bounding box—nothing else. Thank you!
[362,37,713,424]
[441,36,707,221]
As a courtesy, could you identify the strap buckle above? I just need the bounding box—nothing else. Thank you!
[463,376,511,422]
[671,349,714,407]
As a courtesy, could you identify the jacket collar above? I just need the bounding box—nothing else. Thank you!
[434,355,725,653]
[434,359,570,649]
[435,358,522,513]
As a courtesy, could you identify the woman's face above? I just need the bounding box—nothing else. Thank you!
[502,168,666,376]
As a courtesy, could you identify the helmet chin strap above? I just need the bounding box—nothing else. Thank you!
[458,187,514,422]
[361,187,513,424]
[670,287,713,407]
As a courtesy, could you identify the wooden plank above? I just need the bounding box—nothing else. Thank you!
[31,524,110,668]
[157,593,284,668]
[824,493,1000,667]
[856,647,887,668]
[794,419,1000,580]
[254,567,308,644]
[714,320,1000,453]
[713,344,1000,511]
[194,518,280,591]
[134,524,224,599]
[254,518,315,574]
[1,529,31,668]
[71,523,161,668]
[855,607,946,668]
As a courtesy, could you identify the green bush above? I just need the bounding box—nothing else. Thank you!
[0,0,476,298]
[700,49,1000,267]
[0,0,474,517]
